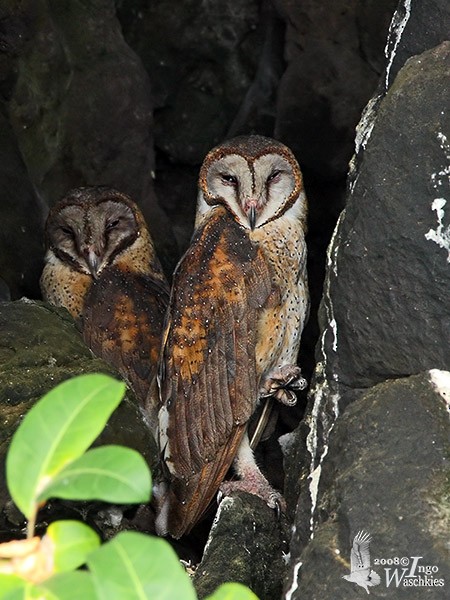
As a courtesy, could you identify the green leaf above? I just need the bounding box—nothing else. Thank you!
[0,574,27,598]
[38,446,151,505]
[46,520,100,573]
[1,573,95,600]
[33,572,96,599]
[6,374,126,519]
[0,585,28,600]
[88,531,197,600]
[205,583,260,600]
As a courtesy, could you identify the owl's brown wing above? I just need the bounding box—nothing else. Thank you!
[82,268,169,418]
[159,207,277,538]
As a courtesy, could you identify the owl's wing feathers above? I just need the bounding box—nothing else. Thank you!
[159,208,277,537]
[82,268,169,404]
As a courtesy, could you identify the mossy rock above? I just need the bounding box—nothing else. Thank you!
[0,299,158,519]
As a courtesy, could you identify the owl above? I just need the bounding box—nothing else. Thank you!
[156,135,309,538]
[40,186,170,431]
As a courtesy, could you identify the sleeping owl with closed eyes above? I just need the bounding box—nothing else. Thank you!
[40,186,170,433]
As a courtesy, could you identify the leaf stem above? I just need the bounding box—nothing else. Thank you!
[26,507,37,539]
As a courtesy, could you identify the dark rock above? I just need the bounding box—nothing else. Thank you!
[0,278,11,302]
[383,0,450,90]
[193,493,288,600]
[6,0,177,274]
[285,371,450,599]
[356,0,400,73]
[288,41,450,532]
[351,0,450,183]
[0,1,34,100]
[274,0,397,180]
[282,0,450,589]
[153,159,198,256]
[321,42,450,394]
[0,300,158,537]
[282,31,450,599]
[0,109,45,299]
[117,0,276,165]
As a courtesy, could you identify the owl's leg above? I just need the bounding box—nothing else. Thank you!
[219,431,285,513]
[259,364,307,406]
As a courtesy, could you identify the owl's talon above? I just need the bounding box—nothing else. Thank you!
[289,376,308,391]
[267,490,286,514]
[274,498,282,520]
[260,365,307,406]
[219,477,286,519]
[274,388,297,406]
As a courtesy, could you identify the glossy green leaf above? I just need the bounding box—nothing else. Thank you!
[0,585,28,600]
[7,572,97,600]
[0,565,95,600]
[88,531,197,600]
[6,374,126,518]
[0,574,27,598]
[205,583,260,600]
[34,571,96,599]
[46,520,100,573]
[38,446,151,505]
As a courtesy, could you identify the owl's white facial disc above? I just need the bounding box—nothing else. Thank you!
[252,154,296,227]
[200,152,298,230]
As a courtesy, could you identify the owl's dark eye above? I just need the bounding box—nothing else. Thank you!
[106,218,120,231]
[60,225,74,236]
[221,174,238,186]
[267,170,282,183]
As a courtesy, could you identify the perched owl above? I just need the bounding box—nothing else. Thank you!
[157,135,309,538]
[40,186,170,430]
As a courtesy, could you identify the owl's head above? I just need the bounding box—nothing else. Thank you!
[44,186,148,278]
[197,135,306,230]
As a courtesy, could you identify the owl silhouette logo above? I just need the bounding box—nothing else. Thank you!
[342,530,381,594]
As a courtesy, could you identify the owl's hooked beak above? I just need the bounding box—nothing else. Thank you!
[243,199,258,230]
[83,247,102,279]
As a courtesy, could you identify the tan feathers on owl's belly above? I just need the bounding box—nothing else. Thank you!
[40,259,91,322]
[252,218,309,375]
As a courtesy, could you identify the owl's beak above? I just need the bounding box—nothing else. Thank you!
[83,248,101,279]
[248,204,257,230]
[244,199,258,230]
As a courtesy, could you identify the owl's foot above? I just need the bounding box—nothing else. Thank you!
[225,432,286,517]
[219,475,286,515]
[260,365,307,406]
